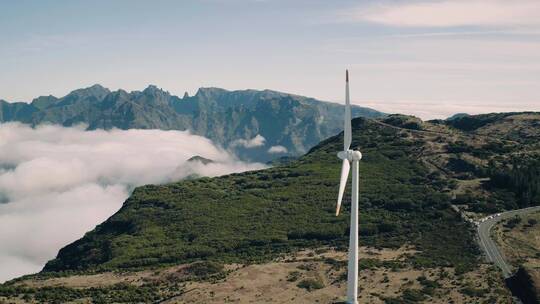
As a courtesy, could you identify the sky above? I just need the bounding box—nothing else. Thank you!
[0,123,265,282]
[1,0,539,119]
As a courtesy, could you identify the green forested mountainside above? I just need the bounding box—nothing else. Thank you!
[488,159,540,208]
[0,85,384,162]
[43,118,478,273]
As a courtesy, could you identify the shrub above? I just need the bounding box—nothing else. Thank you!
[504,216,522,229]
[401,289,426,302]
[287,271,301,282]
[297,278,324,291]
[186,261,224,277]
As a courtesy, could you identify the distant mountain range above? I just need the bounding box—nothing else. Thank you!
[0,85,384,162]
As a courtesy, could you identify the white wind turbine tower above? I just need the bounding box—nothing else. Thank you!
[336,70,362,304]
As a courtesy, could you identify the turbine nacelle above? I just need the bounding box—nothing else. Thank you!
[337,150,362,162]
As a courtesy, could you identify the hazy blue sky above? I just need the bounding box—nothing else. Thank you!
[1,0,539,118]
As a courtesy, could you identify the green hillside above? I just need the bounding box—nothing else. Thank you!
[43,118,477,273]
[3,113,539,303]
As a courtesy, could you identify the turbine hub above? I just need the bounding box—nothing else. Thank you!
[337,150,362,161]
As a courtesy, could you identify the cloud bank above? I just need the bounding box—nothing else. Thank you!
[268,145,288,154]
[343,0,540,28]
[0,123,264,282]
[359,100,538,120]
[230,134,266,148]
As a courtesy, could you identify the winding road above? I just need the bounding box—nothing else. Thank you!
[477,206,540,278]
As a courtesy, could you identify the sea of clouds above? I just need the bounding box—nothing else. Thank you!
[0,123,265,282]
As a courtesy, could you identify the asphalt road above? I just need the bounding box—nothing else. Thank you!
[477,206,540,278]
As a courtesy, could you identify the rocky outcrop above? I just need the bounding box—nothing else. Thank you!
[506,266,540,304]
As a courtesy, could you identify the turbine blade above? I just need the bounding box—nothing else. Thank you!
[344,70,352,150]
[336,158,350,216]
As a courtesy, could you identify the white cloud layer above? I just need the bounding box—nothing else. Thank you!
[0,123,264,282]
[360,100,538,120]
[230,134,266,148]
[344,0,540,28]
[268,145,288,154]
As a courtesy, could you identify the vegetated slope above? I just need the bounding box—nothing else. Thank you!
[406,112,540,213]
[0,85,384,162]
[494,211,540,304]
[443,112,540,144]
[6,113,538,303]
[496,212,540,267]
[43,117,477,273]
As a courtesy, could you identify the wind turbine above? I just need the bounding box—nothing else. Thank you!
[336,70,362,304]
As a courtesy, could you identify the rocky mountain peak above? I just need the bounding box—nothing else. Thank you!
[67,84,110,100]
[143,84,163,94]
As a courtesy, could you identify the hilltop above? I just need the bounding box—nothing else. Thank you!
[1,112,538,303]
[0,85,384,162]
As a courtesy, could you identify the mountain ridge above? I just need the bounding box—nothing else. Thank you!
[0,85,385,162]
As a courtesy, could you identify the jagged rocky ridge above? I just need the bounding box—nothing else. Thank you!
[0,85,384,162]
